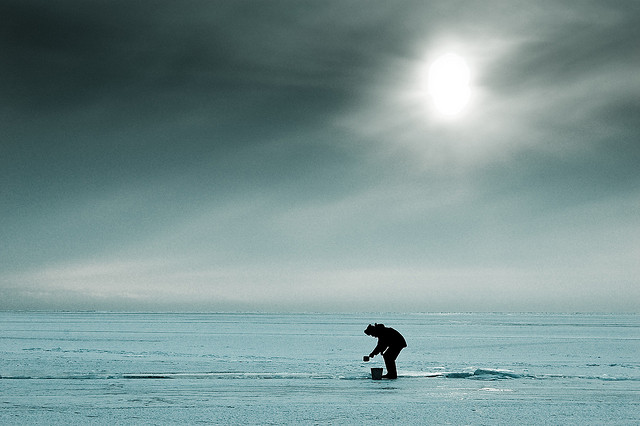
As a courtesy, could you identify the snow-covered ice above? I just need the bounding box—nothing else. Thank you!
[1,312,638,424]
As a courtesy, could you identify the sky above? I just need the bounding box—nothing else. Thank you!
[1,0,639,312]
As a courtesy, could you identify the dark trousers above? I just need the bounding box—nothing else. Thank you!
[383,346,404,378]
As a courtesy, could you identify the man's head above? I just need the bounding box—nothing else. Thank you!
[364,323,383,337]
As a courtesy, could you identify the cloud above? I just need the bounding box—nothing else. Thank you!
[5,256,638,311]
[1,1,639,311]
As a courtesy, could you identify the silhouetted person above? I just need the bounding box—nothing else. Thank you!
[365,323,407,379]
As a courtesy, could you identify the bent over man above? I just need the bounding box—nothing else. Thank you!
[365,323,407,379]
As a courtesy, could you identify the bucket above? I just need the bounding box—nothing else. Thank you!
[371,367,383,380]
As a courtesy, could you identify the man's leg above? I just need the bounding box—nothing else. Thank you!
[382,346,402,379]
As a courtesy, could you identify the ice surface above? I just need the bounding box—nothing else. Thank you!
[1,312,638,424]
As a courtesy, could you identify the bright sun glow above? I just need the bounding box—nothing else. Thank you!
[428,53,471,116]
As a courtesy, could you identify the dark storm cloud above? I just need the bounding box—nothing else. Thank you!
[0,0,403,274]
[0,0,400,194]
[0,1,156,110]
[0,1,398,111]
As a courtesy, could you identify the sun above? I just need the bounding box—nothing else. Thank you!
[427,53,471,116]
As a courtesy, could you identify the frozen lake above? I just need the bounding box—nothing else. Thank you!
[1,312,638,424]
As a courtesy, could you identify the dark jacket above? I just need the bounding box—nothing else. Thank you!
[366,324,407,356]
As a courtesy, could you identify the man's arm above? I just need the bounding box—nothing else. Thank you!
[369,340,388,357]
